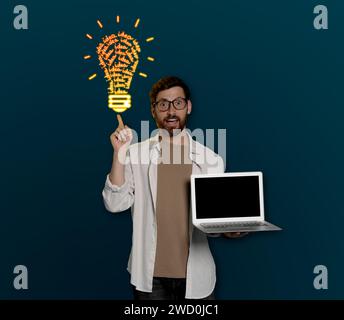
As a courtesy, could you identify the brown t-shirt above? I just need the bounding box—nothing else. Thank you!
[153,136,193,278]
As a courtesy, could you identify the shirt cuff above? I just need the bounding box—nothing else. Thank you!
[105,174,128,192]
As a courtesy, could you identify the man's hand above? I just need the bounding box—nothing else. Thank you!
[110,114,133,152]
[110,114,133,165]
[222,232,249,239]
[108,114,133,186]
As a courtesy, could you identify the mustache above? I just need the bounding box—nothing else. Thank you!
[164,116,179,121]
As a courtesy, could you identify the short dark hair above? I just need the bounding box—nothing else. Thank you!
[149,76,191,106]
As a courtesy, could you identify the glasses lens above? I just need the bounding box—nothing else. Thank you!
[157,100,169,111]
[173,98,186,110]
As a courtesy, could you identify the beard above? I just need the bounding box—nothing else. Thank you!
[160,115,187,136]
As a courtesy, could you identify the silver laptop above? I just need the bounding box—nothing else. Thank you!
[191,172,282,233]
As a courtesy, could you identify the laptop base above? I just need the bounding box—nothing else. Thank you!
[197,221,282,233]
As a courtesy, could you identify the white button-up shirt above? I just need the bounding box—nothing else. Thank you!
[102,129,225,299]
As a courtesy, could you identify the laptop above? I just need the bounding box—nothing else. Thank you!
[190,172,282,233]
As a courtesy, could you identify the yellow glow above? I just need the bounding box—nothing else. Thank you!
[86,34,93,40]
[97,20,103,29]
[84,55,91,60]
[108,94,131,112]
[116,15,120,23]
[88,74,97,80]
[146,37,154,42]
[139,72,148,78]
[134,18,140,28]
[147,57,155,62]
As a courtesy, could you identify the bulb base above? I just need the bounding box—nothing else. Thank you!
[108,94,131,113]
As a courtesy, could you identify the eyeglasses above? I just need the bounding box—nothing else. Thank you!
[153,97,188,112]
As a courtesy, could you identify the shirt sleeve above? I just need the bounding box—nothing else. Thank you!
[102,150,135,213]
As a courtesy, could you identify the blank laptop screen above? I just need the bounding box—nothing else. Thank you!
[194,176,261,219]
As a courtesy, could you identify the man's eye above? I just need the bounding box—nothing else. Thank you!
[159,101,168,108]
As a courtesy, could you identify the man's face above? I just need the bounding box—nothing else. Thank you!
[151,86,192,135]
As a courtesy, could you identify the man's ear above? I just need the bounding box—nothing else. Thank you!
[151,107,156,119]
[187,100,192,114]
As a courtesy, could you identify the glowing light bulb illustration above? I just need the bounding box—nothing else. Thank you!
[84,17,155,114]
[97,31,140,112]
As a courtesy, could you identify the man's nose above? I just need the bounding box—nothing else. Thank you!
[167,104,176,115]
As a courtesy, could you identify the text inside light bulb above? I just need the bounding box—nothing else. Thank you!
[96,31,141,112]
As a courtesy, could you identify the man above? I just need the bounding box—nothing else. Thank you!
[102,76,247,300]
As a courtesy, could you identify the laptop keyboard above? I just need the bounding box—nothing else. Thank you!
[200,221,266,229]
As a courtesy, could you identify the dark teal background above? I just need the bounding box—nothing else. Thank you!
[1,0,343,299]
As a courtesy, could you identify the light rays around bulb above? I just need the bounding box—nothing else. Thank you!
[134,18,140,28]
[97,20,103,29]
[88,73,97,80]
[146,37,154,42]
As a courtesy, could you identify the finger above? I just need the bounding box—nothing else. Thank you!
[236,232,248,237]
[124,125,131,132]
[114,131,123,142]
[227,232,240,238]
[126,128,132,139]
[119,130,127,141]
[113,131,120,140]
[224,233,235,238]
[225,232,242,238]
[122,128,132,141]
[117,114,125,129]
[229,233,240,238]
[111,131,119,139]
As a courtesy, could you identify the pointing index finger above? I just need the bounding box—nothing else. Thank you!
[117,114,125,129]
